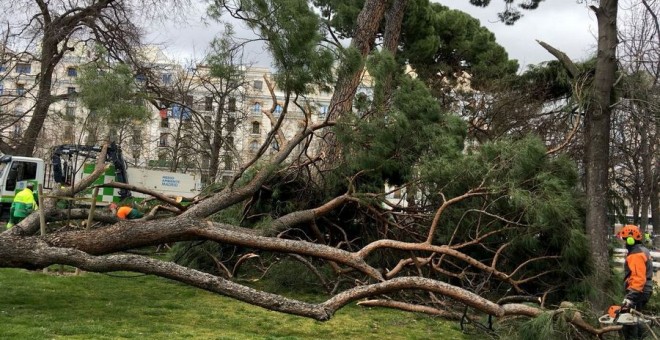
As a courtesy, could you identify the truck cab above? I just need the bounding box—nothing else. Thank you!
[0,155,45,218]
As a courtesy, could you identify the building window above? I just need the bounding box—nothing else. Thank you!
[67,67,77,77]
[228,98,236,112]
[226,117,235,132]
[135,74,146,83]
[184,95,193,106]
[159,133,169,147]
[223,154,232,170]
[132,128,141,146]
[226,136,234,148]
[252,102,261,114]
[249,140,259,153]
[271,139,279,152]
[0,65,6,72]
[319,105,328,118]
[205,96,213,111]
[161,73,172,84]
[16,84,25,96]
[251,122,260,134]
[274,104,283,117]
[64,125,74,141]
[160,118,169,128]
[253,80,262,90]
[67,87,76,102]
[0,82,3,95]
[12,123,22,138]
[15,63,31,74]
[65,106,75,118]
[171,104,191,120]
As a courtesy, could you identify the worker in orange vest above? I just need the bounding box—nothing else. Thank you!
[616,224,653,339]
[108,202,144,220]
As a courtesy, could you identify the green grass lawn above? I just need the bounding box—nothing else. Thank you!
[0,268,470,339]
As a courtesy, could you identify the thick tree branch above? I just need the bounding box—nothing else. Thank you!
[536,40,580,78]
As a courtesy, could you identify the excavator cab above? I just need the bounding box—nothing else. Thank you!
[0,155,44,219]
[51,142,131,199]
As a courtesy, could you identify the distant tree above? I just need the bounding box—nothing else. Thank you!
[194,30,250,184]
[402,2,519,91]
[612,0,660,233]
[0,0,182,157]
[76,56,151,145]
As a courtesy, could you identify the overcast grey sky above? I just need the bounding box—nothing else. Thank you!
[147,1,598,72]
[437,1,598,70]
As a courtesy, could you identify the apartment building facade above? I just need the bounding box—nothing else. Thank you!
[0,45,334,187]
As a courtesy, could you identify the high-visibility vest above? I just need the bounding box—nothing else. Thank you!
[12,188,37,218]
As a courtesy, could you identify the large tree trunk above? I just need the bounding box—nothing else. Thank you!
[380,0,408,105]
[6,0,119,157]
[14,28,59,156]
[640,108,652,230]
[327,0,387,120]
[585,0,618,307]
[653,139,660,245]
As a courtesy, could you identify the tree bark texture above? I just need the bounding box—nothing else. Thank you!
[585,0,618,306]
[11,0,118,156]
[327,0,387,120]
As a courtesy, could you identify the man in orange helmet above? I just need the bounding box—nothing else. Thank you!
[108,202,144,220]
[616,224,653,339]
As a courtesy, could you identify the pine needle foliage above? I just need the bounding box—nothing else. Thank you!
[419,136,590,300]
[76,53,151,125]
[213,0,335,94]
[513,311,583,340]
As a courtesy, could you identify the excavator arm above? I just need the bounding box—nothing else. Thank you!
[51,142,131,199]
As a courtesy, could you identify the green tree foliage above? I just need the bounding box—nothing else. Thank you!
[206,25,246,82]
[468,0,544,25]
[312,0,519,89]
[76,58,151,126]
[418,136,590,299]
[312,0,364,39]
[335,57,466,189]
[402,2,519,89]
[211,0,335,94]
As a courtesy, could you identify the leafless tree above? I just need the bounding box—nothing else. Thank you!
[0,0,190,157]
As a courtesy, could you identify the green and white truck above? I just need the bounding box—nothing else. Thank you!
[0,143,200,217]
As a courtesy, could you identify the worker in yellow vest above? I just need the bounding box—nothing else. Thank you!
[6,183,38,229]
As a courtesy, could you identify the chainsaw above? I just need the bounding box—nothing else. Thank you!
[599,305,651,325]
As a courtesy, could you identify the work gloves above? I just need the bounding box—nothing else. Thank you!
[622,298,634,308]
[621,298,635,313]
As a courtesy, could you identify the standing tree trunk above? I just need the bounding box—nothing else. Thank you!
[640,108,652,231]
[4,0,120,157]
[585,0,618,307]
[380,0,408,103]
[15,20,60,156]
[327,0,387,120]
[208,98,226,183]
[653,131,660,245]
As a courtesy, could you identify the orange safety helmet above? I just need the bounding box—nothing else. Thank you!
[617,224,643,246]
